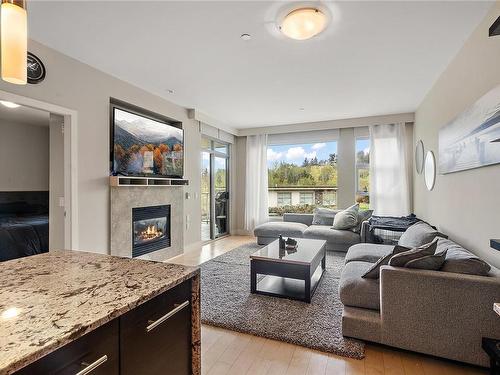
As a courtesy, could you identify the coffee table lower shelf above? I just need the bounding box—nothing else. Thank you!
[252,266,324,302]
[250,255,325,303]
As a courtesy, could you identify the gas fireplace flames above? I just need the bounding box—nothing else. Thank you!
[137,225,164,242]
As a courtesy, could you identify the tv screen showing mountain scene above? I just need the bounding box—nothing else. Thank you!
[112,107,184,178]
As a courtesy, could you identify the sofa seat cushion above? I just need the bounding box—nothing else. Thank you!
[253,221,308,238]
[339,261,380,310]
[345,243,395,264]
[303,225,360,246]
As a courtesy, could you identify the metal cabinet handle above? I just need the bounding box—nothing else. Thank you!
[75,355,108,375]
[146,300,190,333]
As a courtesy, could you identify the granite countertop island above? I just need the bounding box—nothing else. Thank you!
[0,250,200,374]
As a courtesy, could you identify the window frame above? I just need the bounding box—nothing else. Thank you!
[277,191,292,207]
[355,137,370,199]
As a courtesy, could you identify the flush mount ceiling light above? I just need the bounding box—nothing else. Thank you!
[1,0,28,85]
[0,100,20,108]
[280,7,328,40]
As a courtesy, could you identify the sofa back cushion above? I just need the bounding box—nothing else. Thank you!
[311,208,339,226]
[436,238,491,276]
[398,221,442,248]
[389,239,438,267]
[332,204,359,230]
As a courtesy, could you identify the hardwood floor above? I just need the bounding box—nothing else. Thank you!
[169,235,488,375]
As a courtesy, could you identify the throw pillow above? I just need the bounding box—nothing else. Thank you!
[353,209,374,233]
[332,204,359,230]
[389,238,438,267]
[398,221,443,248]
[311,207,339,226]
[436,238,491,276]
[404,249,447,270]
[362,244,409,279]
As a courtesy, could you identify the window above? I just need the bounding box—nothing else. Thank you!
[201,138,230,241]
[355,138,370,209]
[299,192,314,205]
[267,141,338,216]
[277,192,292,206]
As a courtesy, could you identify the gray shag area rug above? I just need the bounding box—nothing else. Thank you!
[200,242,365,359]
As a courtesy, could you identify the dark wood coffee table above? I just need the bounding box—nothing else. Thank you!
[250,238,327,303]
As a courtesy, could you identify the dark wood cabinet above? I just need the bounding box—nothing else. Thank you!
[120,280,192,375]
[14,279,193,375]
[16,320,119,375]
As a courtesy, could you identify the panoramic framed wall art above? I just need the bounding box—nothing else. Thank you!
[439,84,500,174]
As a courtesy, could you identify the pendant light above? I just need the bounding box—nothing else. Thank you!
[1,0,27,85]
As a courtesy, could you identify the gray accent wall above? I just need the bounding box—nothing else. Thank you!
[413,2,500,268]
[0,120,49,191]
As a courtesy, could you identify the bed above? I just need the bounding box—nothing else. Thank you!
[0,192,49,262]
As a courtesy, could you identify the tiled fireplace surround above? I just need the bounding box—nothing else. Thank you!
[110,186,184,261]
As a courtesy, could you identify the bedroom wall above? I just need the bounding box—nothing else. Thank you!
[413,2,500,268]
[0,120,49,191]
[0,39,203,253]
[49,114,65,250]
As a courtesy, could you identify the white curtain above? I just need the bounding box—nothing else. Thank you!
[244,134,269,231]
[369,123,411,216]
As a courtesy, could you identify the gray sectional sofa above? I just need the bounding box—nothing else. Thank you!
[339,237,500,367]
[254,213,365,252]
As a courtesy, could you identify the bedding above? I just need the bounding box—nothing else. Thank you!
[0,214,49,262]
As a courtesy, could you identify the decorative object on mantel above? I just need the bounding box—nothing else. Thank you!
[424,151,436,191]
[27,52,46,84]
[1,0,28,85]
[439,84,500,174]
[109,176,188,187]
[489,15,500,37]
[415,140,425,174]
[491,239,500,251]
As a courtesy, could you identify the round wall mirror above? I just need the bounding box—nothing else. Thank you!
[415,140,424,174]
[424,151,436,191]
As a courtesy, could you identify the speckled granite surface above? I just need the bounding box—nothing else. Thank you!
[0,250,199,375]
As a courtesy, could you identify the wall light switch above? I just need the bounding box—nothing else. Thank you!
[58,197,65,207]
[185,192,191,200]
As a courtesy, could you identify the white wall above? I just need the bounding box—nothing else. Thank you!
[414,2,500,268]
[0,39,202,253]
[0,120,49,191]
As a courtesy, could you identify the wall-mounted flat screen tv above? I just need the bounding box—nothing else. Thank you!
[111,106,184,178]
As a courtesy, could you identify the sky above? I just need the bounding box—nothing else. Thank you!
[267,142,338,167]
[267,139,370,167]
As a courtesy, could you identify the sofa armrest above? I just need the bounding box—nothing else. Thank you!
[380,266,500,366]
[283,213,313,226]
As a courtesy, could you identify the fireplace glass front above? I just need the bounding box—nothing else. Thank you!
[132,205,171,257]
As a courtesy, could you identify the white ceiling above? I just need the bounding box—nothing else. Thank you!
[0,104,49,127]
[27,1,492,129]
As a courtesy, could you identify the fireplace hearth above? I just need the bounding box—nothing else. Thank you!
[132,205,171,257]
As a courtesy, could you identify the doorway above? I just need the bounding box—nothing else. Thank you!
[201,137,229,241]
[0,89,78,251]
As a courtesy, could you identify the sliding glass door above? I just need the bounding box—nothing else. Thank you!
[201,138,229,241]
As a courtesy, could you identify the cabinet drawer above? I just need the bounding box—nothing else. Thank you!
[120,280,191,375]
[15,319,119,375]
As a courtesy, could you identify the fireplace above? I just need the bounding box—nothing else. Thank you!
[132,205,171,257]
